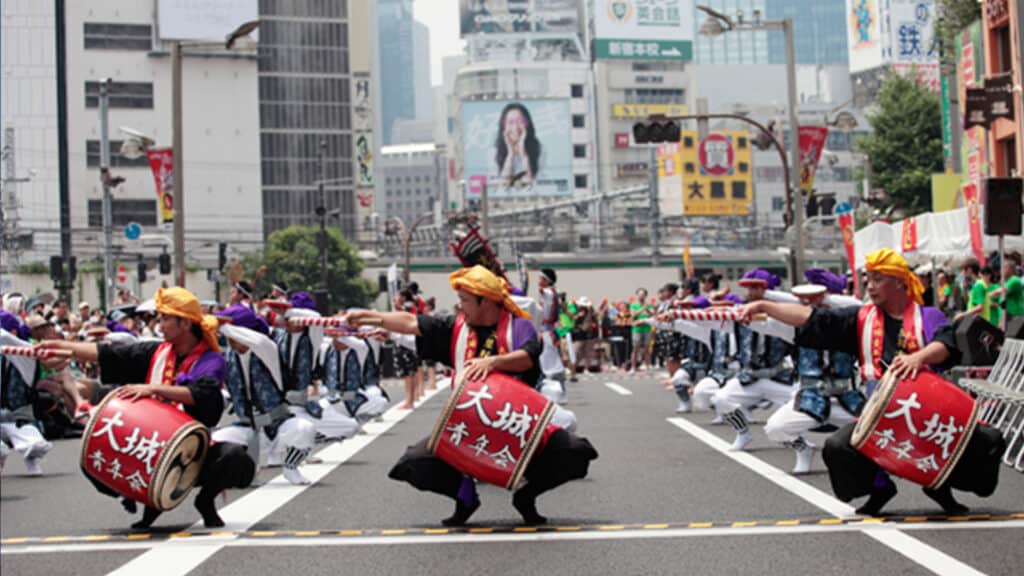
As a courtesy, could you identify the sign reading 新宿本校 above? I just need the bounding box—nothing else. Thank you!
[594,0,694,61]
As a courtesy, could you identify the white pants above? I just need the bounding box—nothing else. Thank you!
[714,377,794,418]
[550,405,578,433]
[539,379,566,404]
[539,331,565,379]
[294,402,360,441]
[353,387,390,421]
[0,421,51,459]
[764,399,858,444]
[691,376,722,411]
[213,416,316,468]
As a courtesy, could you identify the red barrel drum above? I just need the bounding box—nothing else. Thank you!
[80,393,209,511]
[428,372,555,490]
[851,371,980,489]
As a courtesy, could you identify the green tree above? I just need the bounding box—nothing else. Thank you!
[239,226,375,310]
[855,73,944,216]
[936,0,982,62]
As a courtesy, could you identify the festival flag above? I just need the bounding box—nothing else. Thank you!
[682,235,694,280]
[145,148,175,225]
[798,126,829,194]
[962,183,986,264]
[836,202,859,297]
[901,217,918,253]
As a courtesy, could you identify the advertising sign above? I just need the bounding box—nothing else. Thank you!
[673,130,753,216]
[612,103,688,118]
[158,0,258,41]
[145,148,175,226]
[355,132,374,187]
[846,0,885,73]
[459,0,579,36]
[593,0,694,61]
[887,0,940,92]
[461,99,573,197]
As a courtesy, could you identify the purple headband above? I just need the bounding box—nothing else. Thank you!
[0,310,32,341]
[723,293,745,305]
[690,295,712,309]
[804,268,847,294]
[741,269,781,290]
[289,291,317,311]
[216,304,270,336]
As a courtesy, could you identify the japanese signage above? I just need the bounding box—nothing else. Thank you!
[459,0,579,36]
[616,162,649,177]
[612,103,688,118]
[886,1,939,66]
[665,130,753,216]
[157,0,258,41]
[428,373,555,490]
[798,126,829,194]
[846,0,884,73]
[958,22,988,193]
[615,133,631,148]
[461,99,573,197]
[836,203,859,297]
[853,372,979,488]
[963,183,986,264]
[965,75,1017,128]
[145,148,175,226]
[901,216,918,252]
[593,0,694,61]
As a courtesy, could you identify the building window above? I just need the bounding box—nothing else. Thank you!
[87,199,157,227]
[85,140,150,168]
[574,174,588,189]
[771,196,785,212]
[573,144,586,158]
[571,84,584,98]
[572,114,585,128]
[83,23,152,51]
[84,81,154,109]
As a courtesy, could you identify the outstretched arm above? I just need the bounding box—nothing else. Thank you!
[737,301,814,327]
[346,310,420,336]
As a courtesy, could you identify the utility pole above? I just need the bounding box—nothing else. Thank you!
[783,17,806,282]
[172,41,186,287]
[648,146,661,266]
[317,140,329,313]
[481,180,489,239]
[55,0,72,300]
[98,78,114,312]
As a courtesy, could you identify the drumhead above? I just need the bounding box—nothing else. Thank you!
[850,372,900,448]
[151,424,209,511]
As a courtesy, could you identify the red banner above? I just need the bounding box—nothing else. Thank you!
[962,183,986,264]
[837,205,859,297]
[901,217,918,253]
[145,148,175,225]
[799,126,829,194]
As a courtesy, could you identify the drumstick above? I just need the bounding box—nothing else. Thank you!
[287,316,385,328]
[669,309,769,322]
[1,346,73,359]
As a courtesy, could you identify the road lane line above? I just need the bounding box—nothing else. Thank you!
[103,386,446,576]
[604,382,633,396]
[6,519,1022,555]
[667,416,989,576]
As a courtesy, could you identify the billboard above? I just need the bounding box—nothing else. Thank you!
[612,103,688,118]
[157,0,258,41]
[459,0,579,36]
[846,0,884,73]
[593,0,695,61]
[666,130,754,216]
[461,100,573,197]
[887,0,940,92]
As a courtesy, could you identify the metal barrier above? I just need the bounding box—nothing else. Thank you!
[960,338,1024,472]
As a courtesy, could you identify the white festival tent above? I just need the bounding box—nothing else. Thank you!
[852,207,1024,271]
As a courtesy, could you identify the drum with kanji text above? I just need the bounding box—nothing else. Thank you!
[851,371,979,489]
[427,372,555,490]
[80,393,209,511]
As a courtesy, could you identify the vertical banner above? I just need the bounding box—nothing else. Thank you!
[901,216,918,253]
[798,126,829,194]
[387,263,399,310]
[836,202,859,297]
[962,183,986,264]
[515,250,529,294]
[145,148,175,226]
[682,233,694,280]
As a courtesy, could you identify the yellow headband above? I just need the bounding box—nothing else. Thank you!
[865,248,924,306]
[449,265,530,319]
[155,287,221,352]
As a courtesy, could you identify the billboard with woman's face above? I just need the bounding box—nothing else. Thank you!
[461,99,573,197]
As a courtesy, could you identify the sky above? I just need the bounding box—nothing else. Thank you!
[413,0,464,87]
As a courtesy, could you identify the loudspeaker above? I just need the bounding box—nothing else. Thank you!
[955,315,1005,366]
[983,177,1023,235]
[1006,315,1024,340]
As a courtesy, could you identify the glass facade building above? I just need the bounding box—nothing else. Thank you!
[257,0,355,238]
[377,0,416,145]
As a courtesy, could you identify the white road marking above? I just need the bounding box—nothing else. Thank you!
[104,386,446,576]
[666,416,989,576]
[604,382,633,396]
[6,519,1022,555]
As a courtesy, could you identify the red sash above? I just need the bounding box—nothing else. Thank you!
[145,341,210,387]
[856,302,923,381]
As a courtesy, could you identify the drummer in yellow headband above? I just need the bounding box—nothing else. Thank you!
[734,248,1006,517]
[346,265,597,527]
[38,287,254,531]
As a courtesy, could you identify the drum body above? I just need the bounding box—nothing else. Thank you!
[427,372,555,490]
[81,393,209,511]
[851,371,979,489]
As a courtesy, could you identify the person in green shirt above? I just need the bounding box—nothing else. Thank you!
[629,288,653,372]
[989,253,1023,325]
[956,263,999,326]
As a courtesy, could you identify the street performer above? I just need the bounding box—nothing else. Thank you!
[38,287,254,529]
[737,249,1005,515]
[346,265,597,526]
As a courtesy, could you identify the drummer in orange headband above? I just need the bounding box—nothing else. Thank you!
[347,265,597,527]
[737,249,1005,516]
[38,287,254,530]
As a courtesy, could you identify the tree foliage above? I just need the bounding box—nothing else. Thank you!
[238,226,375,309]
[936,0,982,62]
[855,73,944,216]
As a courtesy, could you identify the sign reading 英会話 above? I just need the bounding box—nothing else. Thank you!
[594,0,695,61]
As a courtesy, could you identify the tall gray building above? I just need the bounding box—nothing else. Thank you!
[377,0,416,146]
[258,0,355,238]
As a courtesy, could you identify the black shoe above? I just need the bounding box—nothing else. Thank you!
[855,483,898,516]
[923,485,969,515]
[441,499,480,527]
[131,506,162,530]
[512,492,547,525]
[194,492,225,528]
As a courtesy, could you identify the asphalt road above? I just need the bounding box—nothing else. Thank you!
[3,373,1023,576]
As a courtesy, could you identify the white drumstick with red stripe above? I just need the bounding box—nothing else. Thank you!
[668,309,768,322]
[1,346,73,359]
[287,316,384,328]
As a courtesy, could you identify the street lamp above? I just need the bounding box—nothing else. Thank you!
[697,5,806,281]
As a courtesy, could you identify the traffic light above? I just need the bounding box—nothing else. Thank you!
[68,256,77,283]
[158,253,171,275]
[137,261,147,284]
[49,256,63,282]
[632,120,681,144]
